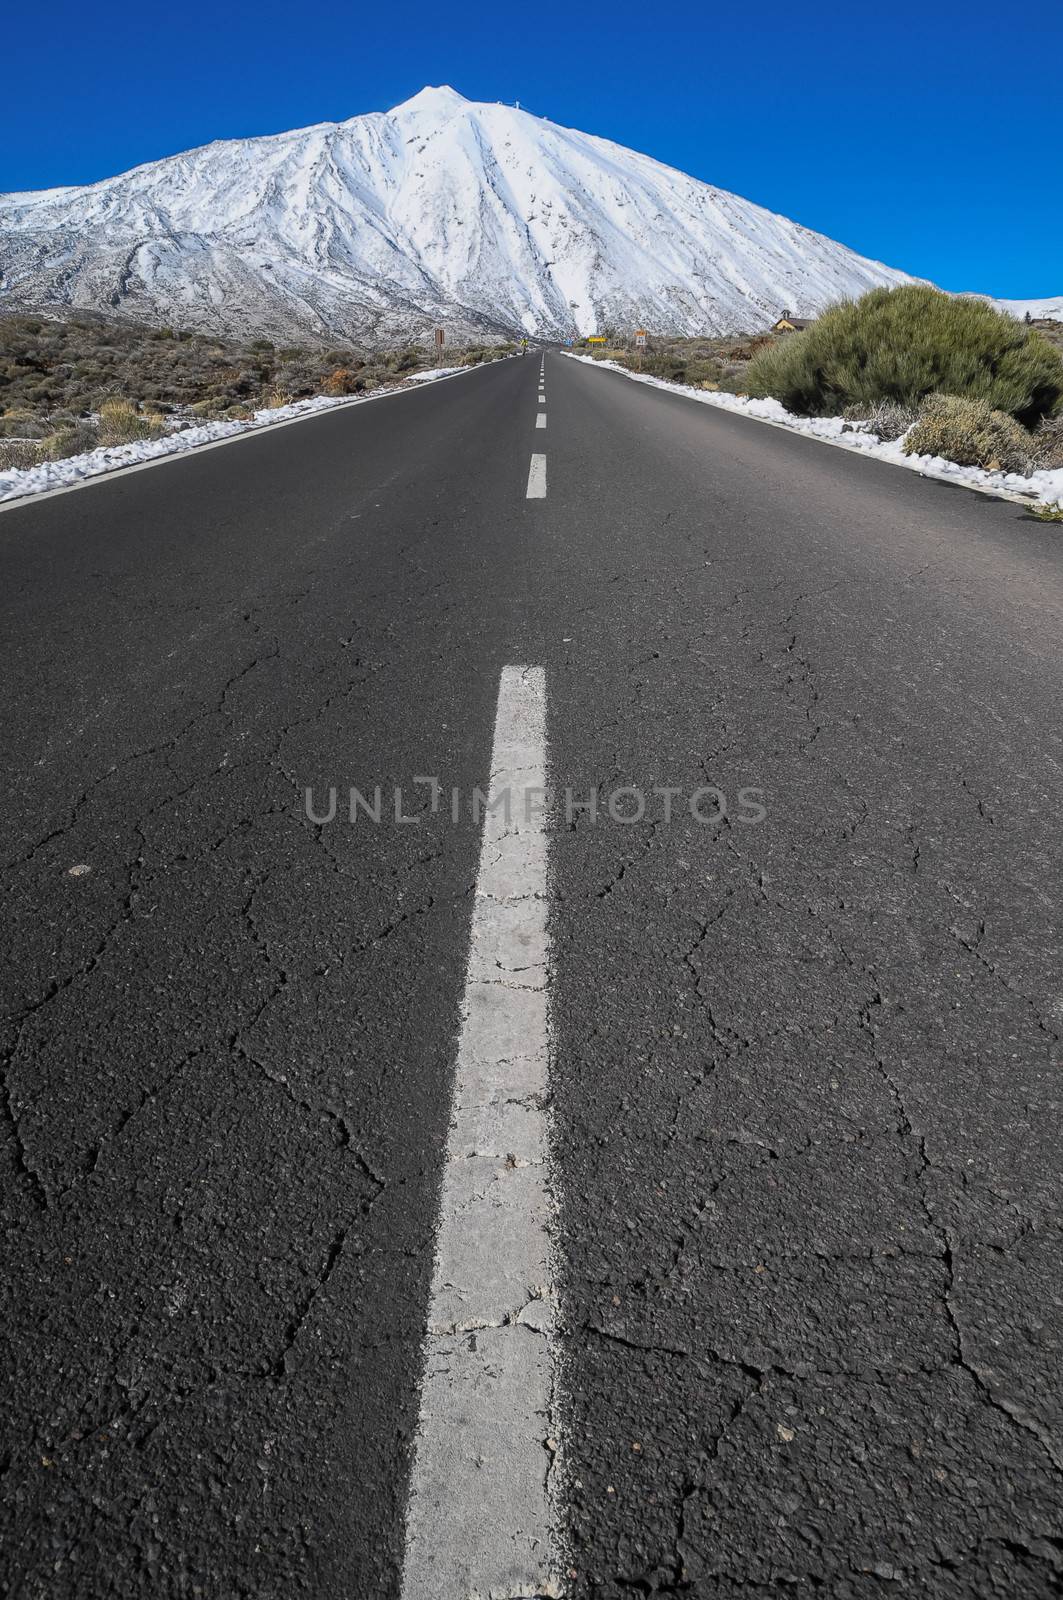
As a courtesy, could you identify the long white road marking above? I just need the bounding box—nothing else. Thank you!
[536,414,547,429]
[401,665,560,1600]
[526,454,547,498]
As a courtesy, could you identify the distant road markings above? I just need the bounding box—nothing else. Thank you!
[526,454,547,498]
[400,665,560,1600]
[536,414,547,429]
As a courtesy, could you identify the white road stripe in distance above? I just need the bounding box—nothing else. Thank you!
[401,665,561,1600]
[527,455,547,498]
[536,414,547,429]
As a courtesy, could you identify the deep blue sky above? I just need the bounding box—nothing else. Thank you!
[3,0,1060,297]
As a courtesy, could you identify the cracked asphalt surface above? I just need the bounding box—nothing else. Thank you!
[2,352,1061,1597]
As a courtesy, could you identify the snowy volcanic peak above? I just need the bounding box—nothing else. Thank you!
[0,86,919,343]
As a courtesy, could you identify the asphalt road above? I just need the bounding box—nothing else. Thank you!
[2,352,1061,1598]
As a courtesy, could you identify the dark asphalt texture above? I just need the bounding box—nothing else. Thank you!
[1,353,1061,1598]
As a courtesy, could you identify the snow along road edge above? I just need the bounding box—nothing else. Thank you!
[400,663,563,1600]
[561,353,1063,510]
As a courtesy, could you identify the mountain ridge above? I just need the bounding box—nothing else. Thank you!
[0,87,945,345]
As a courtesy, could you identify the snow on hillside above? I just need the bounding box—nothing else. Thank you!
[986,296,1063,322]
[0,86,919,344]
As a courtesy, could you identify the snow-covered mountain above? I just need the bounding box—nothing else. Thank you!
[984,295,1063,322]
[0,86,921,344]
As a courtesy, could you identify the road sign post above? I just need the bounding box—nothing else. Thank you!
[435,327,445,351]
[635,329,647,370]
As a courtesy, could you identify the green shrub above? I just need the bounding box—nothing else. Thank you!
[97,399,164,445]
[745,286,1063,425]
[902,393,1033,474]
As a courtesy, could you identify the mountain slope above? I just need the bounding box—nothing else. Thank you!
[985,295,1063,321]
[0,86,920,343]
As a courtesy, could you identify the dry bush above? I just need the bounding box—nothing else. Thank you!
[322,367,362,396]
[41,422,101,460]
[842,400,918,441]
[0,438,43,471]
[903,393,1033,474]
[1029,415,1063,470]
[98,399,164,445]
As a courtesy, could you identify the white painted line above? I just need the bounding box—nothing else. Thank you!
[536,414,547,429]
[401,665,560,1600]
[526,454,547,498]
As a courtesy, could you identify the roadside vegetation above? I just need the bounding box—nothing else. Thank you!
[0,313,514,471]
[572,331,772,393]
[743,287,1063,424]
[742,288,1063,474]
[578,290,1063,479]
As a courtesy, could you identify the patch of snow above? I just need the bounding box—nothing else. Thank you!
[403,364,467,381]
[563,354,1063,510]
[973,294,1063,322]
[0,368,472,506]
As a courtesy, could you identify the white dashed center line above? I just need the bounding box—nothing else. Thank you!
[526,454,547,498]
[536,414,547,429]
[400,665,560,1600]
